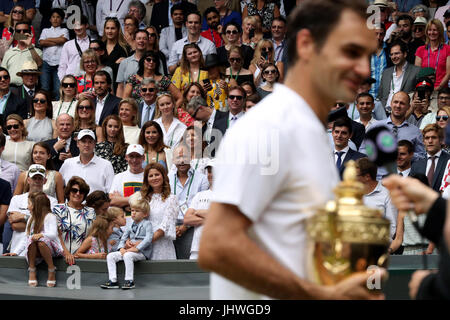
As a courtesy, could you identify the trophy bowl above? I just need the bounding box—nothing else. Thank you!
[306,160,391,285]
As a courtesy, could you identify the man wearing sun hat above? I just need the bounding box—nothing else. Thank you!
[10,60,41,110]
[109,144,145,215]
[60,129,115,194]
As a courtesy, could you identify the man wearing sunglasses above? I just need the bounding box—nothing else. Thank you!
[138,78,158,127]
[60,129,115,195]
[411,123,450,193]
[1,21,42,87]
[4,164,57,254]
[0,67,28,134]
[227,86,245,129]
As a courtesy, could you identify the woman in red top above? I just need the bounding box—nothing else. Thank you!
[1,5,36,46]
[415,19,450,90]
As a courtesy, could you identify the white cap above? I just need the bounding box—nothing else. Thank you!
[77,129,96,141]
[205,158,216,169]
[126,144,145,156]
[28,164,46,178]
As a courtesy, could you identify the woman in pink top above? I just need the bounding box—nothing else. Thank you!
[415,19,450,90]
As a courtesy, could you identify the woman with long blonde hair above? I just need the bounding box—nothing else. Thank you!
[249,39,284,86]
[171,43,209,92]
[73,96,102,140]
[73,215,115,259]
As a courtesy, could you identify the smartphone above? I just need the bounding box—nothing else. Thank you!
[262,51,268,60]
[418,89,425,100]
[14,32,28,41]
[203,78,210,84]
[249,28,255,39]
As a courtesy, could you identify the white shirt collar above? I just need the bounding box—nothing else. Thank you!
[97,93,109,104]
[229,111,244,121]
[428,150,442,159]
[334,145,350,154]
[208,109,216,125]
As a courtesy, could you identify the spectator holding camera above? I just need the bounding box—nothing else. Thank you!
[407,78,434,128]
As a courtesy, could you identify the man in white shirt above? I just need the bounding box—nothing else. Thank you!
[6,164,57,254]
[168,11,216,74]
[227,86,245,129]
[184,159,215,260]
[93,70,121,126]
[356,158,398,238]
[169,144,209,259]
[96,0,132,37]
[397,140,414,176]
[198,0,384,300]
[60,129,115,194]
[109,144,145,214]
[58,16,91,80]
[355,92,378,131]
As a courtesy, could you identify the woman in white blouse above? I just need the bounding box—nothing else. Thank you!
[52,75,78,121]
[130,162,178,260]
[154,93,186,150]
[119,98,141,145]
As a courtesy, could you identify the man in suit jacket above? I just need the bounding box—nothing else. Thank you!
[185,95,228,158]
[0,67,28,133]
[92,71,120,126]
[411,124,450,192]
[378,41,421,109]
[10,61,41,113]
[150,0,197,34]
[44,113,79,171]
[138,78,158,127]
[332,117,366,179]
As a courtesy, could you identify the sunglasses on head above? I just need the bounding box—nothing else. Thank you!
[6,124,20,130]
[79,105,93,110]
[15,29,30,33]
[141,87,156,93]
[436,115,449,121]
[29,167,46,175]
[0,75,10,81]
[33,98,47,104]
[229,95,243,101]
[62,82,76,88]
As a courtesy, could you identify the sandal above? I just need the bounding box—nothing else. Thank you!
[28,267,37,287]
[47,267,56,288]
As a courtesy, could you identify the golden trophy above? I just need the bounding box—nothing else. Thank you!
[306,160,391,285]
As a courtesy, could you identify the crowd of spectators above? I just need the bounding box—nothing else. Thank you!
[1,0,450,288]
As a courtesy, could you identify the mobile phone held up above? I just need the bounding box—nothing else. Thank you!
[249,28,255,39]
[14,32,28,41]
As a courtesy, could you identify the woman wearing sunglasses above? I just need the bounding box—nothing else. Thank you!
[52,75,78,120]
[249,39,284,87]
[146,25,168,76]
[123,51,182,105]
[256,63,279,99]
[1,114,34,171]
[53,176,96,265]
[13,142,65,203]
[217,22,254,70]
[1,5,36,46]
[225,45,253,87]
[73,97,102,140]
[435,106,450,152]
[24,90,55,142]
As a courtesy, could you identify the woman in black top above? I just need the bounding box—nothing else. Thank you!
[217,22,254,70]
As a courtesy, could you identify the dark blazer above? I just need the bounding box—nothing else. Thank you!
[138,100,156,127]
[10,84,36,114]
[44,137,80,171]
[338,148,366,178]
[1,91,28,134]
[203,110,228,158]
[378,63,421,107]
[95,94,121,127]
[410,150,450,192]
[150,0,197,34]
[351,120,366,151]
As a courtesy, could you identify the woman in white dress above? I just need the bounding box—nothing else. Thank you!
[13,141,65,203]
[130,162,178,260]
[119,98,141,144]
[52,75,78,121]
[24,90,55,142]
[154,93,186,150]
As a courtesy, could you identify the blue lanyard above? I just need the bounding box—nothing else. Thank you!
[427,45,442,71]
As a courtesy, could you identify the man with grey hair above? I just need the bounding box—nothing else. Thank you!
[186,95,227,157]
[128,0,147,30]
[44,113,79,171]
[138,78,158,127]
